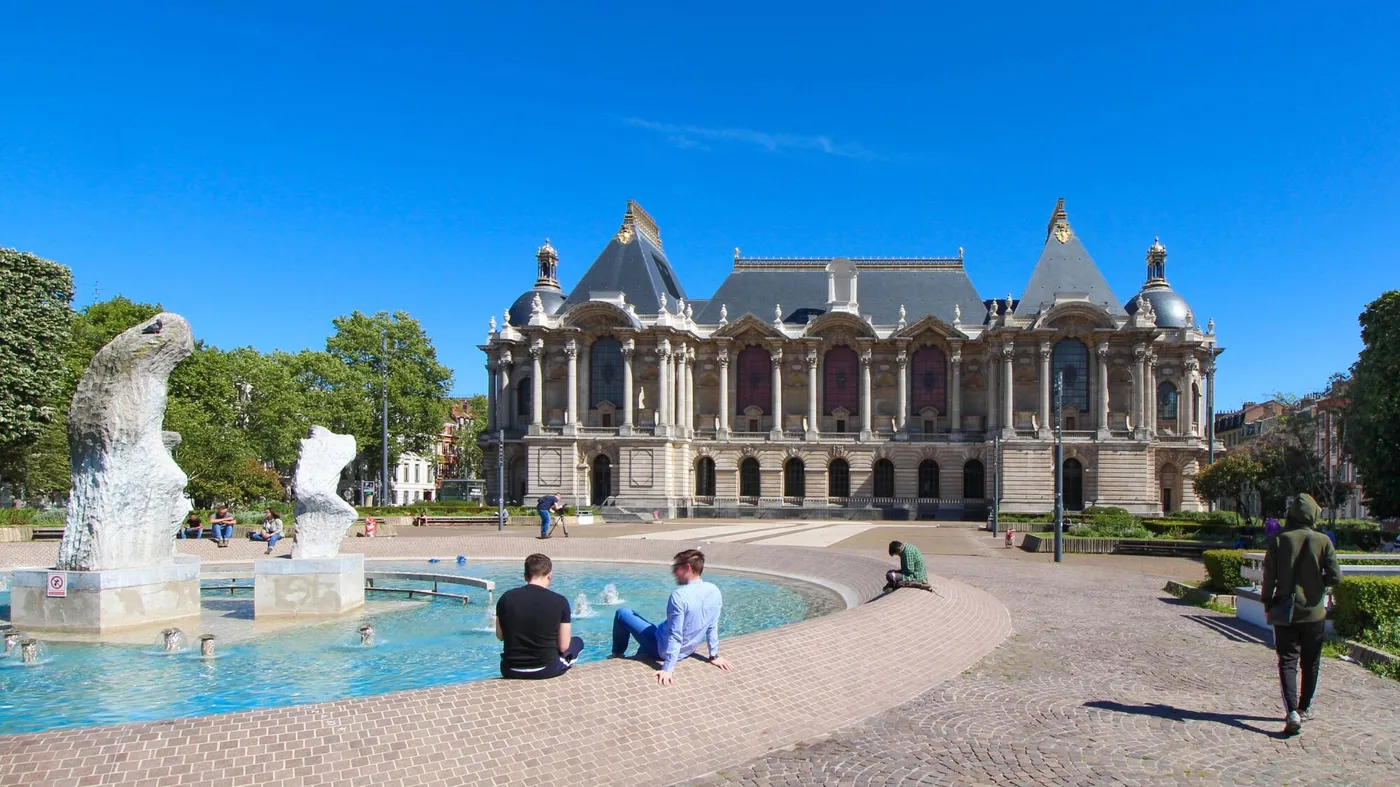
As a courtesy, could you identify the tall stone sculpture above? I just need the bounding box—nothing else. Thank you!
[58,313,194,572]
[289,426,358,559]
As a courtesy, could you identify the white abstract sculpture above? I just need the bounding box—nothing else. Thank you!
[57,313,194,572]
[290,426,358,559]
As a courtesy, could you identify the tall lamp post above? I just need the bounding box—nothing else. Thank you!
[496,429,505,531]
[380,333,390,508]
[1053,371,1064,564]
[990,432,1001,537]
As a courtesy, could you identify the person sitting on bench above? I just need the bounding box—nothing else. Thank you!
[885,540,929,590]
[178,513,204,540]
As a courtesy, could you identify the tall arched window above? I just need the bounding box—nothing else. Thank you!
[739,458,761,498]
[873,458,895,498]
[784,459,806,498]
[963,459,985,499]
[695,457,716,497]
[1158,381,1179,421]
[910,347,947,416]
[590,338,623,408]
[918,460,940,499]
[1052,339,1090,411]
[828,459,851,498]
[824,346,859,414]
[736,346,771,415]
[515,379,531,425]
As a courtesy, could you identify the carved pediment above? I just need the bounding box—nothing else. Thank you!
[892,314,969,342]
[804,311,877,341]
[559,301,640,332]
[711,313,785,341]
[743,405,765,418]
[831,407,851,419]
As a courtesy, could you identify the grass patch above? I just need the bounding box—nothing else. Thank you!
[1202,600,1235,615]
[1322,637,1351,660]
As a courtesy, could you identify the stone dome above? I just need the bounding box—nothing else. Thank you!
[1124,286,1194,329]
[507,288,566,326]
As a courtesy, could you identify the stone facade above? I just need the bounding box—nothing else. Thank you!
[482,200,1223,518]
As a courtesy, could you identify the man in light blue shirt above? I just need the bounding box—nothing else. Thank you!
[609,548,733,685]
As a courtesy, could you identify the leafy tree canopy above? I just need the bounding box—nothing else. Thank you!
[1345,291,1400,517]
[0,249,75,485]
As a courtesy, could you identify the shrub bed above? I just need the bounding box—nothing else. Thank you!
[1333,576,1400,639]
[1202,549,1248,593]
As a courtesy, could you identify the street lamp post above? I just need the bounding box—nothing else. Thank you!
[496,429,505,531]
[380,333,390,508]
[1053,371,1064,564]
[990,432,1000,537]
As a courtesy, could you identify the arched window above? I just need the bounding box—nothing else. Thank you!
[910,347,947,416]
[695,457,716,497]
[736,346,771,415]
[873,458,895,498]
[739,458,761,498]
[1158,381,1179,421]
[918,460,940,499]
[784,459,806,498]
[1064,458,1084,511]
[963,459,985,499]
[828,458,851,498]
[1192,383,1202,430]
[1052,339,1090,411]
[824,346,859,414]
[515,379,531,425]
[590,338,623,409]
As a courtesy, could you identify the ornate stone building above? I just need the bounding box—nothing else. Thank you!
[480,200,1222,519]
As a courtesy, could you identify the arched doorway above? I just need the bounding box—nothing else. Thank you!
[590,455,612,506]
[962,459,985,499]
[828,459,851,498]
[873,459,895,498]
[918,459,940,499]
[695,457,716,497]
[783,459,806,498]
[739,458,761,498]
[1159,462,1180,514]
[1063,458,1084,511]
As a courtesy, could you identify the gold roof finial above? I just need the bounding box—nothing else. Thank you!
[1047,197,1072,244]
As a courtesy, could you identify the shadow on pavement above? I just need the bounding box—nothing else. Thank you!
[1084,700,1280,737]
[1184,613,1271,646]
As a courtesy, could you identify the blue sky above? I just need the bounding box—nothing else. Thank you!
[2,2,1396,409]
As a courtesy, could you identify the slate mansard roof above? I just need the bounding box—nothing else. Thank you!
[562,201,686,312]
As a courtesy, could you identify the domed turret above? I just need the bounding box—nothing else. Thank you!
[1124,237,1195,328]
[507,239,567,326]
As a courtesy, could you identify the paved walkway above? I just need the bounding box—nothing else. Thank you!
[684,529,1400,787]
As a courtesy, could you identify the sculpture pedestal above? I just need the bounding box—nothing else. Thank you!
[254,554,365,618]
[10,556,201,635]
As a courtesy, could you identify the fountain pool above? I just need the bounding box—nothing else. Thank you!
[0,560,840,734]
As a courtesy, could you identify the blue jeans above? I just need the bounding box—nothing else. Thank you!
[178,527,203,540]
[250,532,282,548]
[213,524,234,541]
[611,607,660,659]
[538,509,551,538]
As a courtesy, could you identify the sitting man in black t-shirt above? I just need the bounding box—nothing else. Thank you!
[495,553,585,679]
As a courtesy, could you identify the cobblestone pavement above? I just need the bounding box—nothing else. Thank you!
[683,543,1400,787]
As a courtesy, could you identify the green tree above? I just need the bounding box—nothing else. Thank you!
[447,394,488,478]
[1194,450,1264,524]
[1248,393,1336,517]
[1345,291,1400,517]
[0,249,75,491]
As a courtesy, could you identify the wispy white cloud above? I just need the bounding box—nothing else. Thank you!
[624,118,879,160]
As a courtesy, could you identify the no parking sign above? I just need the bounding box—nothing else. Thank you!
[46,572,67,598]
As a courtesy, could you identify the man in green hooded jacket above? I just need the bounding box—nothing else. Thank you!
[1262,493,1342,736]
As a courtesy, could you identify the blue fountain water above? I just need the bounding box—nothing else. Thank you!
[0,561,837,734]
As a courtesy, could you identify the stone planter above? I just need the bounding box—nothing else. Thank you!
[0,527,33,542]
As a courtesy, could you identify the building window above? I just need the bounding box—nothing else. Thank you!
[824,346,859,414]
[740,458,761,498]
[963,459,985,499]
[828,459,850,498]
[590,338,623,409]
[784,459,806,498]
[695,457,716,497]
[918,459,939,499]
[516,378,531,424]
[414,464,421,483]
[1158,382,1179,421]
[910,347,947,416]
[873,459,895,498]
[749,417,760,433]
[1052,339,1090,412]
[601,412,612,427]
[736,346,772,415]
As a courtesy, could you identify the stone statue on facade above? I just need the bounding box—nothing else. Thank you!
[953,303,962,325]
[57,313,194,572]
[290,427,358,560]
[898,304,906,327]
[1207,317,1215,334]
[684,303,693,321]
[637,387,646,410]
[530,293,544,317]
[774,303,783,325]
[677,298,686,316]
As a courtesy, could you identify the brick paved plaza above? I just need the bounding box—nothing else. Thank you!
[2,524,1399,786]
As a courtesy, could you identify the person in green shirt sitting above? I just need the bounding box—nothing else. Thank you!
[886,540,928,590]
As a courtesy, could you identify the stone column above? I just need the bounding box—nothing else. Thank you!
[530,344,544,430]
[950,347,963,434]
[806,348,819,439]
[1183,359,1198,436]
[579,342,591,424]
[1001,343,1014,437]
[1132,344,1146,438]
[498,352,513,430]
[859,347,873,438]
[1146,353,1158,436]
[563,340,578,430]
[1038,341,1052,439]
[671,341,684,434]
[485,364,497,432]
[770,347,784,437]
[656,339,671,434]
[986,350,998,433]
[895,349,908,433]
[620,338,635,434]
[1096,342,1110,439]
[717,347,730,436]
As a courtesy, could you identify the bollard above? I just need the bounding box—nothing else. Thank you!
[1005,527,1015,549]
[20,639,38,664]
[199,634,216,658]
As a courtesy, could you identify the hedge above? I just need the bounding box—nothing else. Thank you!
[1202,549,1248,593]
[0,509,38,526]
[1332,576,1400,639]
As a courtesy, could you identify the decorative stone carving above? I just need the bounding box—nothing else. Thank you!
[783,445,803,460]
[774,303,783,326]
[530,293,544,316]
[489,315,497,333]
[953,304,961,325]
[828,444,848,460]
[57,313,194,572]
[1207,318,1215,334]
[290,427,358,560]
[739,444,759,458]
[898,304,907,328]
[719,304,729,324]
[659,292,668,312]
